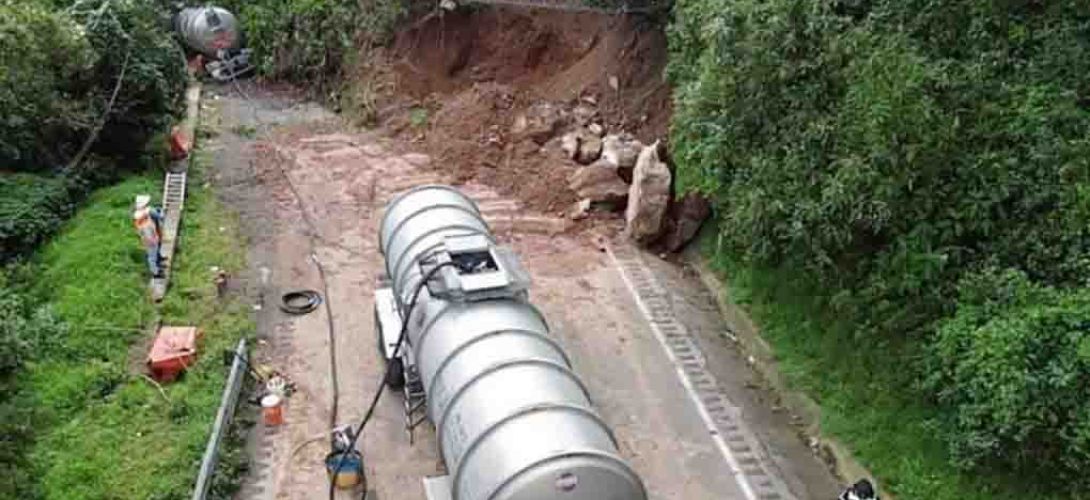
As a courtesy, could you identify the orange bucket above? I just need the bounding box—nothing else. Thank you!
[262,394,284,426]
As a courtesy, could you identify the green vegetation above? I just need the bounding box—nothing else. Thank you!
[409,107,430,128]
[0,155,253,499]
[671,0,1090,496]
[0,174,84,259]
[0,0,184,261]
[0,272,68,498]
[218,0,409,90]
[705,242,1038,499]
[0,0,184,171]
[925,269,1090,478]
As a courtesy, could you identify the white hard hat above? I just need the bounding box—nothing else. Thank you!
[134,195,151,210]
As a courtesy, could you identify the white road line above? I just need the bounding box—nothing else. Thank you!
[607,245,761,500]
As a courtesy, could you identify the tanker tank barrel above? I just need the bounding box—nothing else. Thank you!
[373,185,647,500]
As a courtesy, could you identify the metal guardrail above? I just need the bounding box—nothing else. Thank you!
[192,338,249,500]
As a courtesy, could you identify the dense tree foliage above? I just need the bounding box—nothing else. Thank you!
[0,174,84,260]
[0,0,183,261]
[669,0,1090,489]
[925,268,1090,481]
[0,0,183,171]
[217,0,408,89]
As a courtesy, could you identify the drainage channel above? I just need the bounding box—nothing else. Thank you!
[607,243,794,500]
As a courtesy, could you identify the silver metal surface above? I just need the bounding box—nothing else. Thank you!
[174,6,243,58]
[378,186,646,500]
[375,287,403,359]
[423,475,454,500]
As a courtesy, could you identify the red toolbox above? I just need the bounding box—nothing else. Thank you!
[147,326,201,382]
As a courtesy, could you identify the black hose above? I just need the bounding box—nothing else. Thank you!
[312,256,341,429]
[223,65,350,493]
[280,289,322,315]
[328,261,460,500]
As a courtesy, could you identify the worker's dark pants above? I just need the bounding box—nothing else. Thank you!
[146,244,162,276]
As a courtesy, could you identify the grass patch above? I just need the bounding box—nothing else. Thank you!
[409,107,429,129]
[19,153,253,499]
[230,124,257,138]
[700,234,1069,499]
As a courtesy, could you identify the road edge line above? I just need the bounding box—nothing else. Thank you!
[606,244,761,500]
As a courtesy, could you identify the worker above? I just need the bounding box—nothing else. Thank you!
[133,195,165,278]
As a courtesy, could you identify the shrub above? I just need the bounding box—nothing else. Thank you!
[925,268,1090,487]
[0,289,66,376]
[66,0,186,168]
[668,0,1090,336]
[219,0,408,89]
[668,0,1090,488]
[0,173,83,261]
[0,281,67,499]
[1,0,183,262]
[0,2,95,166]
[0,0,184,171]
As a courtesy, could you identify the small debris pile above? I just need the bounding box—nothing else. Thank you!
[535,94,710,251]
[442,87,708,251]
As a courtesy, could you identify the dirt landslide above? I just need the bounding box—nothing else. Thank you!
[207,84,840,500]
[364,8,671,214]
[202,7,843,500]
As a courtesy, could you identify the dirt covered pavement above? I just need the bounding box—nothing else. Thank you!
[201,7,840,500]
[204,82,838,499]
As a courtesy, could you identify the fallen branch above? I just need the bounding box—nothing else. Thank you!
[65,50,133,173]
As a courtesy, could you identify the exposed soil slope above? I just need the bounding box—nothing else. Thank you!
[375,8,671,213]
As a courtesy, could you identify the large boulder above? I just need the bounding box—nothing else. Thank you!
[572,104,598,125]
[568,160,628,204]
[576,133,603,165]
[569,198,592,220]
[511,103,564,144]
[662,193,712,252]
[625,141,672,243]
[560,129,603,165]
[560,132,580,160]
[601,133,644,182]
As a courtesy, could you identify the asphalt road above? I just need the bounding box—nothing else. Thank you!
[205,84,839,500]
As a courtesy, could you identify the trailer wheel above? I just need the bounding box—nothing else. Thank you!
[374,304,386,358]
[385,357,405,390]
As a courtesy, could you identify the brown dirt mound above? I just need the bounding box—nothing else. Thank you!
[374,7,671,213]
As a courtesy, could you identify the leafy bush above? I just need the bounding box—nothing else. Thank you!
[926,268,1090,486]
[0,284,66,377]
[66,0,186,167]
[0,279,67,499]
[668,0,1090,488]
[1,0,182,262]
[0,2,95,166]
[669,0,1090,335]
[219,0,408,89]
[0,173,84,261]
[0,0,184,171]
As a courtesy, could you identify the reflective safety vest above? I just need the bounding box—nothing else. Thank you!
[133,208,160,247]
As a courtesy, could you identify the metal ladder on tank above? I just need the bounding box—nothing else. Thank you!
[403,357,429,445]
